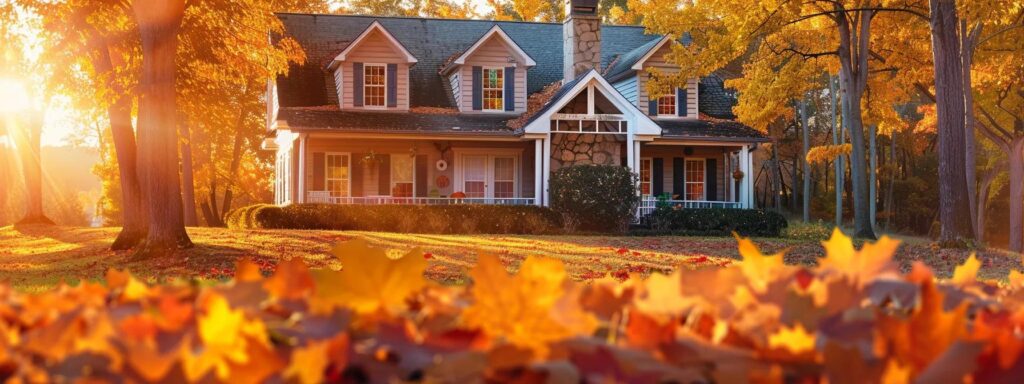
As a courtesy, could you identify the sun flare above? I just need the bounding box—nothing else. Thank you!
[0,77,31,114]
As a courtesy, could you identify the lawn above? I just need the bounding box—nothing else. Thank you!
[0,224,1019,292]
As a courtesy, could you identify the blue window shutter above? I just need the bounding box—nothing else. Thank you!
[504,67,515,111]
[677,87,687,116]
[705,158,717,200]
[652,158,664,196]
[386,63,398,107]
[648,97,658,116]
[353,62,364,107]
[472,66,482,110]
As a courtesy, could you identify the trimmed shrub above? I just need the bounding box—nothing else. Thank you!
[548,165,639,232]
[225,204,563,235]
[642,205,788,237]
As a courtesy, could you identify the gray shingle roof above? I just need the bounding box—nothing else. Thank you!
[277,108,518,135]
[658,119,769,142]
[603,37,662,83]
[275,13,658,108]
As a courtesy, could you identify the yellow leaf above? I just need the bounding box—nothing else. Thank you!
[312,238,427,314]
[283,340,330,384]
[768,324,816,354]
[951,254,980,286]
[881,359,911,384]
[819,229,900,284]
[184,294,268,381]
[1009,270,1024,289]
[634,270,697,318]
[463,254,595,353]
[735,233,785,292]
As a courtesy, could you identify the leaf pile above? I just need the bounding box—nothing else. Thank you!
[1,230,1023,382]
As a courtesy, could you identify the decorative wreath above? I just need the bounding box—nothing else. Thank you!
[435,175,451,188]
[435,159,448,171]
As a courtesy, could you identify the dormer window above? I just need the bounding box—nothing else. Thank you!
[482,67,505,111]
[364,64,386,108]
[657,94,676,116]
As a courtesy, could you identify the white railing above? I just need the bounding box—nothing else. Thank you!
[636,196,744,219]
[306,191,535,206]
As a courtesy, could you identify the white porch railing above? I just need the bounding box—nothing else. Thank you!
[636,196,743,219]
[306,191,536,206]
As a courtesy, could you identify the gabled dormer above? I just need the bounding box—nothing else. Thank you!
[440,25,536,114]
[327,21,417,111]
[606,36,699,120]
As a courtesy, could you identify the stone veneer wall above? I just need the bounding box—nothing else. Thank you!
[562,14,602,82]
[550,133,623,171]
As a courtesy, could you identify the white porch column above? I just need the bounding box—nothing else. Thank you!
[746,146,755,208]
[739,145,751,209]
[543,133,552,206]
[625,131,635,172]
[297,134,307,203]
[534,139,543,206]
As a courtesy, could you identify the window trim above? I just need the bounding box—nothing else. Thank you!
[324,152,352,198]
[389,153,416,197]
[452,148,522,199]
[656,93,677,117]
[362,63,387,109]
[640,157,653,196]
[684,158,707,201]
[481,66,506,112]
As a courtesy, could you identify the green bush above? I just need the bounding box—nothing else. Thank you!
[641,206,788,237]
[225,204,563,235]
[548,165,639,233]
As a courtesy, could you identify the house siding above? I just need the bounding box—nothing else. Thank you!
[637,42,699,118]
[338,30,410,111]
[448,72,461,107]
[303,138,534,198]
[641,145,730,201]
[457,37,527,113]
[612,75,638,104]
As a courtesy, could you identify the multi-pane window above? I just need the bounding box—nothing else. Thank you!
[364,64,386,107]
[493,157,515,198]
[685,159,705,200]
[391,155,414,197]
[640,158,652,196]
[326,154,350,198]
[463,155,487,198]
[657,94,676,115]
[482,68,504,111]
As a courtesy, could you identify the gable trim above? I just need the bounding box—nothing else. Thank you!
[522,70,661,136]
[330,21,418,67]
[454,25,537,67]
[630,36,672,70]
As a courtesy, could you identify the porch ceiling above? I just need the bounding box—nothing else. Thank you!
[277,107,520,135]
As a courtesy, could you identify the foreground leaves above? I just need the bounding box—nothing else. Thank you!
[0,230,1022,382]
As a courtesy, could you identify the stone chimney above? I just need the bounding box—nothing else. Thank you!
[563,0,601,83]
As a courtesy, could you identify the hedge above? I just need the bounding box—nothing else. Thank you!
[225,204,563,234]
[641,205,788,237]
[548,165,639,233]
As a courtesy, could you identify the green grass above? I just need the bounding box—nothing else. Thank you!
[0,224,1019,292]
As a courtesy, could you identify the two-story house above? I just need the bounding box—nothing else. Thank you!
[264,0,768,214]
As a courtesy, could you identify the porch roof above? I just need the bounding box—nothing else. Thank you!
[277,107,519,135]
[657,119,771,142]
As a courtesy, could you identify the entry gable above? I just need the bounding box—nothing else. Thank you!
[522,70,660,136]
[328,21,417,69]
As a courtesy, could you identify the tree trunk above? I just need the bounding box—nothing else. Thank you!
[929,0,974,245]
[179,122,198,226]
[132,0,192,257]
[220,111,248,218]
[1010,138,1024,252]
[975,162,1002,245]
[961,21,980,239]
[800,99,811,222]
[13,112,53,225]
[90,39,147,249]
[835,9,875,239]
[885,132,897,231]
[831,75,843,226]
[869,124,878,230]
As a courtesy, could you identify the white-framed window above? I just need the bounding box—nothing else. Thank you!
[657,94,676,116]
[364,64,386,107]
[326,153,351,198]
[493,156,516,198]
[685,159,706,200]
[482,67,504,111]
[454,149,521,199]
[640,158,652,196]
[391,155,414,197]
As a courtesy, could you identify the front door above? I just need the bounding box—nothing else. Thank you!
[460,154,518,199]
